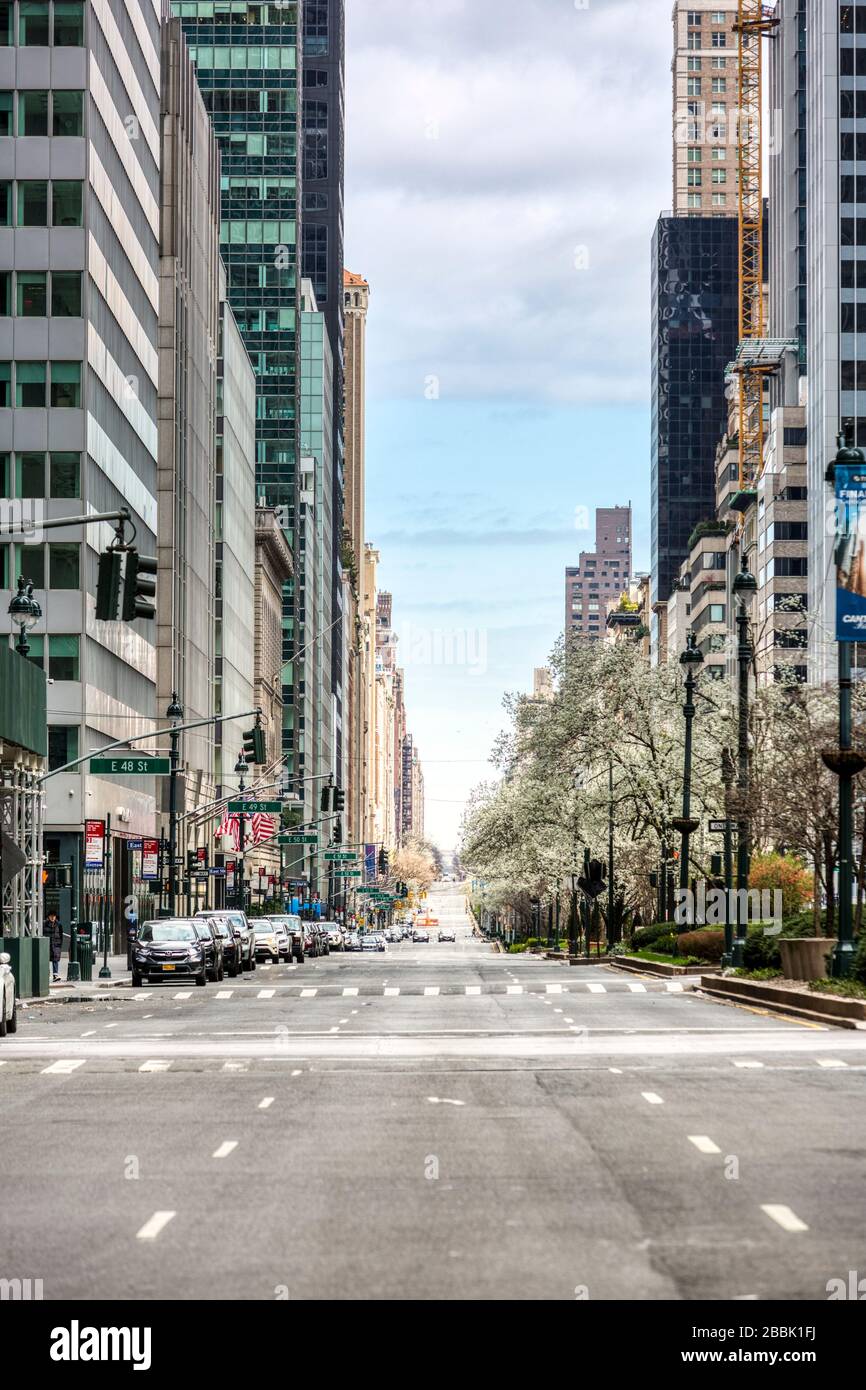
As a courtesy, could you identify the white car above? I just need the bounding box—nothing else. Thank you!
[0,952,18,1036]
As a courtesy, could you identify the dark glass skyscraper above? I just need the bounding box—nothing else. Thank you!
[650,214,739,613]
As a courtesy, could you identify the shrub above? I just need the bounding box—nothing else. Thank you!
[508,943,527,954]
[853,932,866,985]
[749,852,812,918]
[675,929,725,962]
[742,926,782,973]
[632,923,675,951]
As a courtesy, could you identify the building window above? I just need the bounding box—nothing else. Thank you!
[48,634,79,680]
[712,168,727,184]
[53,1,84,45]
[709,604,725,623]
[687,192,702,208]
[687,77,702,96]
[50,360,80,406]
[710,11,727,22]
[51,180,82,226]
[51,271,81,316]
[711,146,726,161]
[15,361,46,407]
[0,181,9,225]
[687,168,702,186]
[686,10,702,24]
[687,56,701,72]
[52,89,83,136]
[48,724,78,772]
[712,77,727,94]
[687,147,702,164]
[19,2,49,45]
[17,270,47,315]
[712,193,726,206]
[0,270,7,314]
[50,452,80,498]
[17,542,44,587]
[48,541,79,588]
[711,31,727,48]
[18,181,48,225]
[0,362,9,406]
[16,451,44,496]
[0,89,11,135]
[18,89,48,134]
[711,56,726,70]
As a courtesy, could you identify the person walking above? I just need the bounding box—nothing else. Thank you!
[43,910,64,983]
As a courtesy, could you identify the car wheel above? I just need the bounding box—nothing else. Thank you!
[132,969,142,988]
[218,960,225,981]
[196,964,208,987]
[7,994,17,1033]
[0,992,6,1038]
[296,952,305,964]
[229,960,239,978]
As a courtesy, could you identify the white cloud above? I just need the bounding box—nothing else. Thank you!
[346,0,672,405]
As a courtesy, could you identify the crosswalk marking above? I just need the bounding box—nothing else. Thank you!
[424,986,440,996]
[41,1059,84,1074]
[761,1204,808,1234]
[641,1091,664,1105]
[300,988,317,998]
[507,985,523,994]
[136,1211,175,1241]
[545,983,563,995]
[212,1141,238,1159]
[259,1097,275,1109]
[586,983,607,994]
[384,987,400,996]
[174,991,192,1000]
[626,982,647,993]
[666,982,684,993]
[816,1058,847,1069]
[733,1060,764,1068]
[139,1060,171,1073]
[688,1135,721,1154]
[257,989,275,999]
[465,986,481,995]
[216,990,233,1000]
[342,987,359,996]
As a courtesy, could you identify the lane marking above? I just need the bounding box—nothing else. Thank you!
[817,1058,847,1069]
[586,983,607,994]
[424,986,440,996]
[257,990,276,1000]
[688,1135,722,1155]
[300,988,317,998]
[626,982,647,994]
[761,1204,808,1233]
[384,987,400,996]
[291,1069,302,1077]
[428,1096,465,1107]
[259,1097,275,1110]
[222,1061,248,1072]
[545,984,563,995]
[104,1023,118,1029]
[342,987,359,996]
[665,983,684,993]
[41,1059,85,1074]
[609,1067,623,1074]
[174,992,192,1000]
[134,993,152,1000]
[212,1141,238,1159]
[81,1030,97,1037]
[506,985,523,995]
[733,1060,764,1068]
[139,1060,171,1073]
[216,990,233,1000]
[465,986,481,995]
[641,1091,664,1105]
[136,1211,175,1241]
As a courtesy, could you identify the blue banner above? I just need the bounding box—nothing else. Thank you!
[836,463,866,640]
[365,843,377,881]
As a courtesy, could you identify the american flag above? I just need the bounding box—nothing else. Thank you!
[251,813,276,846]
[214,810,276,849]
[215,811,241,850]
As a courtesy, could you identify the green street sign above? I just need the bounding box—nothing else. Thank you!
[90,757,170,776]
[335,869,362,879]
[325,852,358,862]
[279,833,318,846]
[228,801,281,814]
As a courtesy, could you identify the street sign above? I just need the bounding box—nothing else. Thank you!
[280,833,318,846]
[325,851,358,862]
[228,800,281,814]
[141,838,160,880]
[708,819,732,834]
[90,757,170,776]
[335,870,362,878]
[84,819,105,869]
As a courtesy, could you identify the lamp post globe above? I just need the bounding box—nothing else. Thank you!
[8,576,39,656]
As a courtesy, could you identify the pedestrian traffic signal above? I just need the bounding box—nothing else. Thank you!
[96,550,124,620]
[334,786,346,813]
[242,721,266,765]
[122,549,157,621]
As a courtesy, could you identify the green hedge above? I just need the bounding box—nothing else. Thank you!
[675,929,725,962]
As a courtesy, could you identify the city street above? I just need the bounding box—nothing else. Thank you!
[2,885,865,1301]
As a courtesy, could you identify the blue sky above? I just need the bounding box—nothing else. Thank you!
[346,0,672,846]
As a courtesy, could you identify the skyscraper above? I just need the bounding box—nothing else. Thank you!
[343,269,369,564]
[565,506,632,641]
[671,1,740,218]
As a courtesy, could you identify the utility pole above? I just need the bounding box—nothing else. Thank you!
[167,694,183,917]
[731,554,757,966]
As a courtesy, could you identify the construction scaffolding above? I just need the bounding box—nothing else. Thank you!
[0,761,44,938]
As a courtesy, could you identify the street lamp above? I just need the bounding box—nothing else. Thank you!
[8,576,41,656]
[720,746,736,967]
[234,751,247,914]
[672,630,703,918]
[731,552,757,967]
[822,433,866,977]
[166,693,184,916]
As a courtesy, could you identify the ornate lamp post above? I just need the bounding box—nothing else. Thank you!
[721,746,736,966]
[234,752,247,914]
[8,576,41,656]
[823,434,866,977]
[672,631,703,922]
[731,553,757,967]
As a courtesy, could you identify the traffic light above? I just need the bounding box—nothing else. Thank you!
[321,785,332,813]
[578,859,607,899]
[378,848,389,876]
[122,549,157,621]
[242,720,266,765]
[333,786,346,813]
[332,817,343,845]
[96,551,123,620]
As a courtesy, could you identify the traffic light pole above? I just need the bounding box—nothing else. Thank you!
[168,696,183,918]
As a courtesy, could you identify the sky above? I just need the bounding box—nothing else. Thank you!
[345,0,673,850]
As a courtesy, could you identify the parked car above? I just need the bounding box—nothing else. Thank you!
[207,915,243,977]
[132,919,209,987]
[360,934,380,952]
[438,929,455,943]
[343,930,360,952]
[284,913,305,963]
[193,919,224,982]
[196,909,256,972]
[310,924,330,956]
[372,933,387,951]
[252,921,281,963]
[321,923,344,952]
[413,929,430,943]
[268,919,292,961]
[0,951,18,1036]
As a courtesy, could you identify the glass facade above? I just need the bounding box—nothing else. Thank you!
[650,214,739,610]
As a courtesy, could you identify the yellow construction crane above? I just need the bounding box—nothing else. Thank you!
[732,0,779,494]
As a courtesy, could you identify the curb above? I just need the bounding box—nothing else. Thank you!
[610,956,713,978]
[698,975,866,1030]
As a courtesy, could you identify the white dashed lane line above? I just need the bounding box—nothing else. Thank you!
[816,1058,847,1069]
[300,988,317,998]
[136,1211,176,1241]
[139,1060,171,1073]
[41,1060,85,1075]
[257,990,275,999]
[641,1092,664,1105]
[586,983,607,994]
[688,1135,722,1155]
[212,1141,238,1159]
[342,987,359,996]
[733,1060,764,1068]
[761,1204,808,1234]
[626,982,647,993]
[424,986,440,997]
[258,1097,275,1110]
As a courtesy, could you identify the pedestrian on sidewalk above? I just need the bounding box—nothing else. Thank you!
[43,910,64,983]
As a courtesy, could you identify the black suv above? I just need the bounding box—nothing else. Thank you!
[194,920,224,982]
[196,910,256,972]
[207,916,242,977]
[132,920,209,987]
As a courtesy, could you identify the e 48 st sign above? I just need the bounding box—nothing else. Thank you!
[90,757,170,776]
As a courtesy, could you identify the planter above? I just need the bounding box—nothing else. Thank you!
[779,937,835,982]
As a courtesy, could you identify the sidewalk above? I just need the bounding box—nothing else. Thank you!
[30,952,132,1004]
